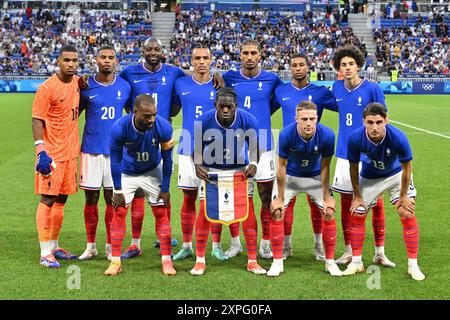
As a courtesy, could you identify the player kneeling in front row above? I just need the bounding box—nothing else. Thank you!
[104,94,176,276]
[343,103,424,281]
[190,87,266,276]
[270,101,342,277]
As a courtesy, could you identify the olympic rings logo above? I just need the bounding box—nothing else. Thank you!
[422,84,435,90]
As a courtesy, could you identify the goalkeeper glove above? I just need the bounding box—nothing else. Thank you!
[35,141,56,176]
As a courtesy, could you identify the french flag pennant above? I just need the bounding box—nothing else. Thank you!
[202,171,249,225]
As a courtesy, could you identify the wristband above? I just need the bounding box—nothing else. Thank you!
[114,189,123,194]
[35,140,46,154]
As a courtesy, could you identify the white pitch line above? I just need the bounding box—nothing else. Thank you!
[390,120,450,140]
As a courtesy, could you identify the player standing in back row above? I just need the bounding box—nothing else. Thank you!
[222,40,282,259]
[331,46,395,268]
[78,45,131,261]
[32,45,80,268]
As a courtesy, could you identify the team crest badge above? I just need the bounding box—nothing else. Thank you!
[117,90,122,99]
[308,95,312,101]
[162,76,166,86]
[202,171,249,225]
[358,96,362,106]
[258,81,263,91]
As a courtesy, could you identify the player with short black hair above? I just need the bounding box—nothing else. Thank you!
[104,94,176,276]
[343,103,424,281]
[78,45,132,261]
[32,45,81,268]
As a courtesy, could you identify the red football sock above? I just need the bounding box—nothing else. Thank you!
[260,207,271,241]
[84,204,98,243]
[322,218,337,260]
[284,198,295,236]
[105,204,114,245]
[195,200,210,258]
[167,199,172,222]
[131,197,145,240]
[270,220,284,260]
[341,195,353,246]
[152,205,172,256]
[243,199,258,260]
[181,192,197,243]
[350,215,366,257]
[372,198,386,247]
[308,195,322,234]
[229,222,240,238]
[401,215,419,259]
[110,206,128,257]
[211,223,222,243]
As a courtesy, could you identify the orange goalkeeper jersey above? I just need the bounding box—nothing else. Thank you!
[32,74,80,162]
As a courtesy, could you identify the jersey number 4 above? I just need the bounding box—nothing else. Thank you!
[244,96,251,109]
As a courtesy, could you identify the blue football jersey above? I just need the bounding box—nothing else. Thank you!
[110,114,173,189]
[222,69,282,151]
[274,82,338,127]
[332,79,386,159]
[278,122,335,177]
[119,63,186,119]
[195,109,260,169]
[347,124,412,179]
[173,76,216,155]
[79,75,131,154]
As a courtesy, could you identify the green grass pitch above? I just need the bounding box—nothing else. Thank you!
[0,93,449,299]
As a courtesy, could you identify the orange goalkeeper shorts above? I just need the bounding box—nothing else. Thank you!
[35,158,78,196]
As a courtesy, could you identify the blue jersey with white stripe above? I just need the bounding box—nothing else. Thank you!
[196,109,259,169]
[332,79,386,159]
[110,114,173,176]
[278,122,335,177]
[347,124,412,179]
[174,75,216,155]
[274,82,338,127]
[119,63,186,119]
[79,75,131,154]
[222,69,281,151]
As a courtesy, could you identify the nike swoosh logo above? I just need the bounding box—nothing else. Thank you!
[336,98,343,102]
[125,142,135,146]
[231,83,239,87]
[182,92,190,95]
[89,95,98,99]
[282,97,290,101]
[133,80,144,83]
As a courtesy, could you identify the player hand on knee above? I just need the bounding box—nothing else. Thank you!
[322,197,336,220]
[157,192,170,207]
[112,191,126,209]
[270,196,284,215]
[245,162,257,178]
[395,196,415,217]
[350,195,367,216]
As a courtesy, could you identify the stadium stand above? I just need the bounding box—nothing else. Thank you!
[169,9,366,77]
[372,13,449,75]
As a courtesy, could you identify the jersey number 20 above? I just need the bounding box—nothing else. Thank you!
[101,106,115,120]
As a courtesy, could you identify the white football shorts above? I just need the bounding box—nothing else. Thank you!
[79,152,113,190]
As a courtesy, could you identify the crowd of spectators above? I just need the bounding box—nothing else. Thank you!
[0,8,152,75]
[169,10,366,74]
[372,12,449,75]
